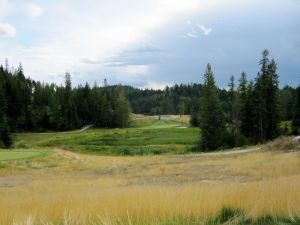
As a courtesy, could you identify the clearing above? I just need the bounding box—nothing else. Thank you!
[0,116,299,225]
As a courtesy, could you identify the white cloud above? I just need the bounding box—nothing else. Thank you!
[198,24,213,36]
[0,0,230,84]
[0,22,16,38]
[141,81,173,90]
[0,0,15,38]
[25,3,43,19]
[0,0,202,82]
[186,32,198,38]
[0,0,13,19]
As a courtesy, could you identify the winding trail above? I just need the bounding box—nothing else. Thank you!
[198,147,261,156]
[76,125,94,133]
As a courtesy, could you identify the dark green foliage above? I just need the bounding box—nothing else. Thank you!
[124,83,204,117]
[206,207,300,225]
[0,117,13,148]
[0,63,131,142]
[0,76,12,148]
[251,50,280,143]
[228,50,281,145]
[280,86,296,121]
[292,86,300,134]
[199,64,227,151]
[206,207,244,224]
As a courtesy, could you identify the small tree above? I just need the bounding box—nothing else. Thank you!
[0,119,12,148]
[199,64,227,151]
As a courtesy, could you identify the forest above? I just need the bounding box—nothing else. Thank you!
[0,50,299,150]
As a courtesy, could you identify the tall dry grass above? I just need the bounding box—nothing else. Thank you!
[0,148,299,225]
[0,175,299,224]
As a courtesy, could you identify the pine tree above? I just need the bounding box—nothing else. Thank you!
[253,50,269,142]
[292,86,300,134]
[228,75,238,135]
[252,50,280,142]
[62,73,79,130]
[238,72,248,135]
[266,59,280,139]
[199,64,226,151]
[111,86,131,128]
[0,86,12,148]
[0,119,12,148]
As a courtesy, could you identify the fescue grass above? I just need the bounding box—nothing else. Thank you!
[0,147,299,224]
[0,116,299,224]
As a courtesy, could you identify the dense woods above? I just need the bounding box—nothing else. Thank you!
[0,49,299,150]
[0,65,130,147]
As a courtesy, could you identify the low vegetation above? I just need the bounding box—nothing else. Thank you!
[13,118,198,155]
[0,117,299,224]
[263,136,300,152]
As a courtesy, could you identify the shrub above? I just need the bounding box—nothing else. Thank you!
[263,136,300,152]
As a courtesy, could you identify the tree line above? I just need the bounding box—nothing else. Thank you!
[123,78,297,130]
[1,49,299,150]
[0,65,130,148]
[198,50,300,151]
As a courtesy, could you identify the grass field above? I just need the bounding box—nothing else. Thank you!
[0,151,46,161]
[0,116,300,225]
[14,117,198,155]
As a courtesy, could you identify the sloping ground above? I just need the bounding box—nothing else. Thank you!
[1,118,300,224]
[0,143,299,224]
[13,119,198,155]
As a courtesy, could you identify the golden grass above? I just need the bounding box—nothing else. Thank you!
[0,149,299,224]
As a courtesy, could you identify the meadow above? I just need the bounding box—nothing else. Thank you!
[13,116,198,155]
[0,116,300,225]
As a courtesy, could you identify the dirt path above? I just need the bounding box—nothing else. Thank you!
[198,147,261,156]
[76,125,94,132]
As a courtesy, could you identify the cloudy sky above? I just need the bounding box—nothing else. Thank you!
[0,0,299,88]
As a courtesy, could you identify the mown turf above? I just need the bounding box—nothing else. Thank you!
[0,151,46,161]
[14,119,199,155]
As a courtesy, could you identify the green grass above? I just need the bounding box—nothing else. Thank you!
[14,119,199,155]
[204,207,300,225]
[0,150,47,161]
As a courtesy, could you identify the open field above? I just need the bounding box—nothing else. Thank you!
[0,116,300,225]
[14,117,198,155]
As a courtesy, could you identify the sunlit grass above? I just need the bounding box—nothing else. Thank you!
[1,117,300,224]
[13,119,198,155]
[0,147,299,224]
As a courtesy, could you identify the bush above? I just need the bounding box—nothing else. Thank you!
[263,136,300,152]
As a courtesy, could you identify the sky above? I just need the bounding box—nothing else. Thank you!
[0,0,299,89]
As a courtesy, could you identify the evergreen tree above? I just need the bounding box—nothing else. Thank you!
[199,64,227,151]
[266,59,280,139]
[111,86,131,128]
[280,86,295,121]
[0,118,13,148]
[292,86,300,134]
[252,50,280,142]
[238,72,248,135]
[228,75,239,134]
[0,85,12,148]
[62,73,79,130]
